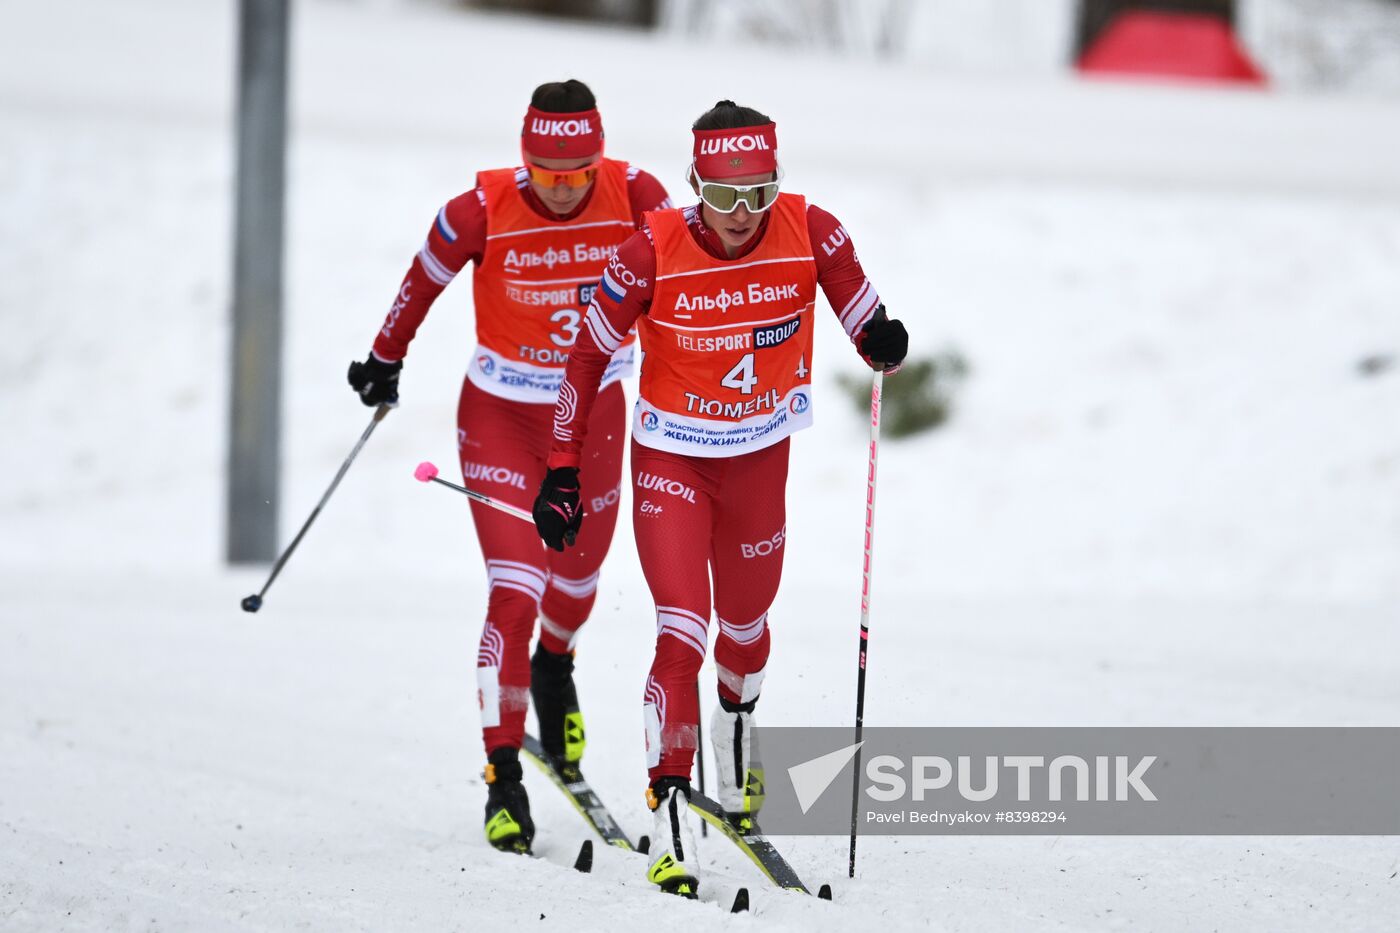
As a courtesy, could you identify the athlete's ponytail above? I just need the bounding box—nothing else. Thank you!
[530,79,597,114]
[692,100,772,131]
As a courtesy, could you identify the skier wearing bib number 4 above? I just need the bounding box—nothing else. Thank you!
[534,101,908,895]
[348,80,670,855]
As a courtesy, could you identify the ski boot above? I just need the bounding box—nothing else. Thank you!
[530,641,586,773]
[483,747,535,854]
[711,697,764,830]
[645,776,700,898]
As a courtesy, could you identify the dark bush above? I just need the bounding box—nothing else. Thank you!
[835,350,969,439]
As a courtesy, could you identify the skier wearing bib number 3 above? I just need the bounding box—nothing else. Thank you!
[347,80,670,854]
[534,100,908,895]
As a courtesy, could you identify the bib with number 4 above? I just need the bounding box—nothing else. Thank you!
[636,194,818,458]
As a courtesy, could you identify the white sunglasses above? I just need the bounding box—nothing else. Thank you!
[688,163,784,214]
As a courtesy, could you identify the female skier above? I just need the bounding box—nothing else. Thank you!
[533,100,908,893]
[347,79,670,854]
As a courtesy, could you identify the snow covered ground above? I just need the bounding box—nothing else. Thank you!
[2,1,1399,930]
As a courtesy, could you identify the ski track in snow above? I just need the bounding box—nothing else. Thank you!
[2,1,1399,930]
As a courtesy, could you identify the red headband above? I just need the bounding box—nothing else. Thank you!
[692,122,778,179]
[522,106,604,160]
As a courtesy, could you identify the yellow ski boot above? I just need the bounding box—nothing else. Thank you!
[483,748,534,854]
[711,698,764,829]
[531,642,586,771]
[645,777,699,898]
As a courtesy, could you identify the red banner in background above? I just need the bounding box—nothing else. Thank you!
[1078,11,1267,86]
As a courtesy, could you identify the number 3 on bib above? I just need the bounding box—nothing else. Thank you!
[549,308,582,347]
[721,353,758,395]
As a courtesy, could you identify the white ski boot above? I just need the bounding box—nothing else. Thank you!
[645,776,700,897]
[711,698,764,829]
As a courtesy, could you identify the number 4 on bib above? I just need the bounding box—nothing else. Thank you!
[721,353,758,395]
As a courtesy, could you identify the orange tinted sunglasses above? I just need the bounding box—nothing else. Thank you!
[524,159,602,189]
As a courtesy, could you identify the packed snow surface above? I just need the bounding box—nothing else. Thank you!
[2,1,1398,930]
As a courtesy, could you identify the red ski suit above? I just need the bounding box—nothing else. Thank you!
[371,161,670,755]
[548,197,884,781]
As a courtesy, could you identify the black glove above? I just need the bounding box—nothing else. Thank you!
[347,354,402,406]
[858,308,908,372]
[533,467,583,552]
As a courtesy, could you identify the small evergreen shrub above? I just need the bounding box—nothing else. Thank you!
[835,350,969,438]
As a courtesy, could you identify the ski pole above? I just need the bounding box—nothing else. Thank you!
[695,677,708,837]
[412,461,535,524]
[240,403,392,613]
[847,370,884,878]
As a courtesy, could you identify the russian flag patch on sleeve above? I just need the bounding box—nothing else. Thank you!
[600,269,627,304]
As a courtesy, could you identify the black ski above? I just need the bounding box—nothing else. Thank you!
[686,791,818,895]
[522,735,820,906]
[521,734,637,851]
